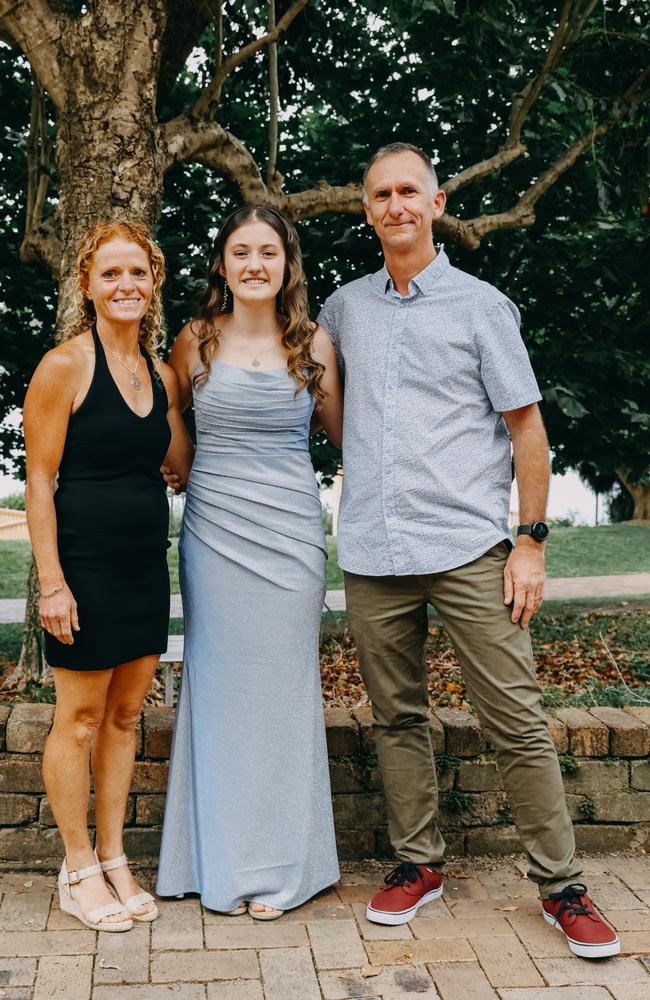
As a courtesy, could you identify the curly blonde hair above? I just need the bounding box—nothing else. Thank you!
[192,205,325,403]
[58,220,166,364]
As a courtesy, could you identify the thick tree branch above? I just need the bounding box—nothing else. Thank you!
[19,217,62,278]
[164,114,363,219]
[0,0,67,108]
[444,63,650,250]
[25,72,54,236]
[442,143,526,197]
[163,116,269,203]
[192,0,309,117]
[284,183,363,221]
[442,2,599,203]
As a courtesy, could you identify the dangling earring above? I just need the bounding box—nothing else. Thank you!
[279,286,285,315]
[221,281,230,312]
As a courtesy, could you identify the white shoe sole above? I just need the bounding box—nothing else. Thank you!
[249,906,284,921]
[366,884,444,926]
[543,909,620,958]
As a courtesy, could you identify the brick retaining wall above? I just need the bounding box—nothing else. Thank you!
[0,703,648,869]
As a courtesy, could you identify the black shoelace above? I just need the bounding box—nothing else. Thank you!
[549,883,594,919]
[383,861,423,888]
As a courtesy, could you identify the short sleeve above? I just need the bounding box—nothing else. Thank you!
[317,294,345,376]
[476,299,541,412]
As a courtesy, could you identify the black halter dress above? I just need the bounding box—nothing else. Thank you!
[44,325,171,670]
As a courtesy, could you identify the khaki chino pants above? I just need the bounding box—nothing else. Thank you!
[344,542,582,897]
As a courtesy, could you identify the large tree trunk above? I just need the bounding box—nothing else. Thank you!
[15,2,168,681]
[616,468,650,521]
[55,4,167,273]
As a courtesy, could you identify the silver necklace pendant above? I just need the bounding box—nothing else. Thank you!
[131,375,142,390]
[251,358,261,368]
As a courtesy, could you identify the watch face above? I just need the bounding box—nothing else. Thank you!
[532,521,549,541]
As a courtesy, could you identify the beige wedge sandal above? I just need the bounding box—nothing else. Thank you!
[97,853,159,922]
[58,859,133,932]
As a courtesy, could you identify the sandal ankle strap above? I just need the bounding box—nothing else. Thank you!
[62,860,102,885]
[98,853,129,873]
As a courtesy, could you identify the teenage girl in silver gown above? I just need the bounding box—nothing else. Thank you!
[157,206,343,918]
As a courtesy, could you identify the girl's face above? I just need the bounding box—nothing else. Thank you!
[221,221,286,307]
[85,238,153,327]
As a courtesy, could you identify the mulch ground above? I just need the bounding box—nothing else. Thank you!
[319,609,650,710]
[2,609,649,711]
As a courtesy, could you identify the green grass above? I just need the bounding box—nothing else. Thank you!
[0,623,24,663]
[0,542,33,598]
[2,524,648,599]
[326,535,341,589]
[324,525,650,588]
[544,524,650,578]
[167,538,179,595]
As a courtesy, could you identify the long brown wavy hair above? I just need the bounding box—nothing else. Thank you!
[191,205,325,403]
[59,220,166,366]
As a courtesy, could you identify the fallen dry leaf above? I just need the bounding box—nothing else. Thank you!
[495,905,518,912]
[449,869,471,879]
[23,880,33,888]
[361,964,382,978]
[98,958,120,970]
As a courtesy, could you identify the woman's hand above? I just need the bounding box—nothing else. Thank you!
[158,362,196,493]
[40,583,80,645]
[161,464,186,494]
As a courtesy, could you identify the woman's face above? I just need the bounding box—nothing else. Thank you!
[221,221,286,307]
[85,238,154,328]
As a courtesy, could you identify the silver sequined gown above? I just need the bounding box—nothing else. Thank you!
[156,362,339,911]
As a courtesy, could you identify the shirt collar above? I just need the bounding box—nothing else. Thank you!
[373,245,449,297]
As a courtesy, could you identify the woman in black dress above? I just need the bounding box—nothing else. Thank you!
[23,220,194,931]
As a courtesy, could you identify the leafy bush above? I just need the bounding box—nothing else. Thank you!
[547,510,582,528]
[0,492,25,510]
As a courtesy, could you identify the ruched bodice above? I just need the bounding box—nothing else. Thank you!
[157,361,339,912]
[194,362,314,454]
[182,364,326,591]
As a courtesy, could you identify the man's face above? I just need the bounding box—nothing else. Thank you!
[363,151,446,253]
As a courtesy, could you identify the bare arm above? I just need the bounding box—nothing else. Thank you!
[310,325,343,449]
[158,361,195,487]
[23,348,82,645]
[502,402,550,628]
[169,322,200,412]
[160,324,201,492]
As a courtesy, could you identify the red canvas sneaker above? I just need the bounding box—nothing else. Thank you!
[366,861,444,925]
[542,883,620,958]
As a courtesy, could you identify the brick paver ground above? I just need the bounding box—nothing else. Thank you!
[0,854,648,999]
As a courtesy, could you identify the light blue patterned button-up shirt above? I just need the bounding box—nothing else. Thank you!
[317,248,542,576]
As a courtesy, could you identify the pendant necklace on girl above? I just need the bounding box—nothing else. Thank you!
[102,338,143,390]
[235,326,280,368]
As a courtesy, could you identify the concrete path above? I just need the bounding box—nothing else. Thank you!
[1,574,649,623]
[0,855,648,998]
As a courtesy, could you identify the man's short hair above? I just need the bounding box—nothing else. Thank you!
[362,142,439,202]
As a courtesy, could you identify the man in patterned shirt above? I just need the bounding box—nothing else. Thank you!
[317,142,618,959]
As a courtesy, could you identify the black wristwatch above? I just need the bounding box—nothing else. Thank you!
[517,521,550,542]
